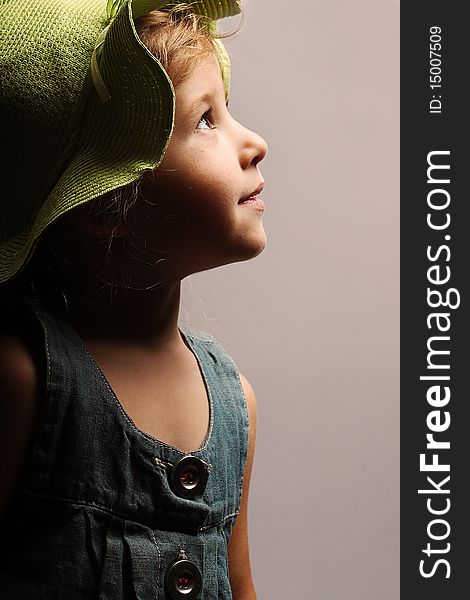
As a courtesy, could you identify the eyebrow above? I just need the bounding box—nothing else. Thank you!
[185,92,230,121]
[187,92,212,116]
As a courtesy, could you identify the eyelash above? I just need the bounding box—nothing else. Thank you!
[196,110,215,131]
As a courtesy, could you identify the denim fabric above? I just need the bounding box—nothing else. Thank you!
[0,299,249,599]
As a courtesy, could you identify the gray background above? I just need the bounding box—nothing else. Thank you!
[182,1,399,598]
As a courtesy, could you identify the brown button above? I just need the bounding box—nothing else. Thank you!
[171,455,209,498]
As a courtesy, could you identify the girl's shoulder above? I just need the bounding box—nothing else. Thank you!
[179,324,218,344]
[0,298,43,410]
[0,332,39,395]
[180,324,257,414]
[0,297,44,391]
[179,325,238,365]
[0,303,44,515]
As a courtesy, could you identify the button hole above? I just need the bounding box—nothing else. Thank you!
[155,457,172,470]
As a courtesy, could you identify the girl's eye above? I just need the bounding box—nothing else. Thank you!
[196,111,215,130]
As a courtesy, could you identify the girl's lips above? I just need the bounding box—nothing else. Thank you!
[238,182,265,209]
[238,197,265,211]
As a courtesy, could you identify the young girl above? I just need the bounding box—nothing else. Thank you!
[0,1,267,598]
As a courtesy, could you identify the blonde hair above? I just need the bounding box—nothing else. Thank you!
[136,5,217,86]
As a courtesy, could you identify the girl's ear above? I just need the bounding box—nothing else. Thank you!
[68,186,141,242]
[51,206,129,250]
[80,212,129,241]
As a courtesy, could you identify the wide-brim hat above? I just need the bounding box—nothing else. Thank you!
[0,0,241,284]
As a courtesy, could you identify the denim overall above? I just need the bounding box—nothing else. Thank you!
[0,299,249,599]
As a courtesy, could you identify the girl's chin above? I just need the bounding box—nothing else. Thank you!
[189,235,267,274]
[248,233,267,258]
[230,230,268,262]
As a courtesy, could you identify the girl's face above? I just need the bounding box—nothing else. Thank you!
[138,54,268,278]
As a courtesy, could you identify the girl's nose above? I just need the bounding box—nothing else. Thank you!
[239,124,268,169]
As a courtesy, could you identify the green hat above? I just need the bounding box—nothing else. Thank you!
[0,0,241,284]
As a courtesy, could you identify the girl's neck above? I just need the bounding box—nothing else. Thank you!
[64,281,183,349]
[44,227,186,349]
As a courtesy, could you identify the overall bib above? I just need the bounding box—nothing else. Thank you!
[0,299,249,599]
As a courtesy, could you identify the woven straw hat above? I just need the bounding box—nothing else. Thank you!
[0,0,240,284]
